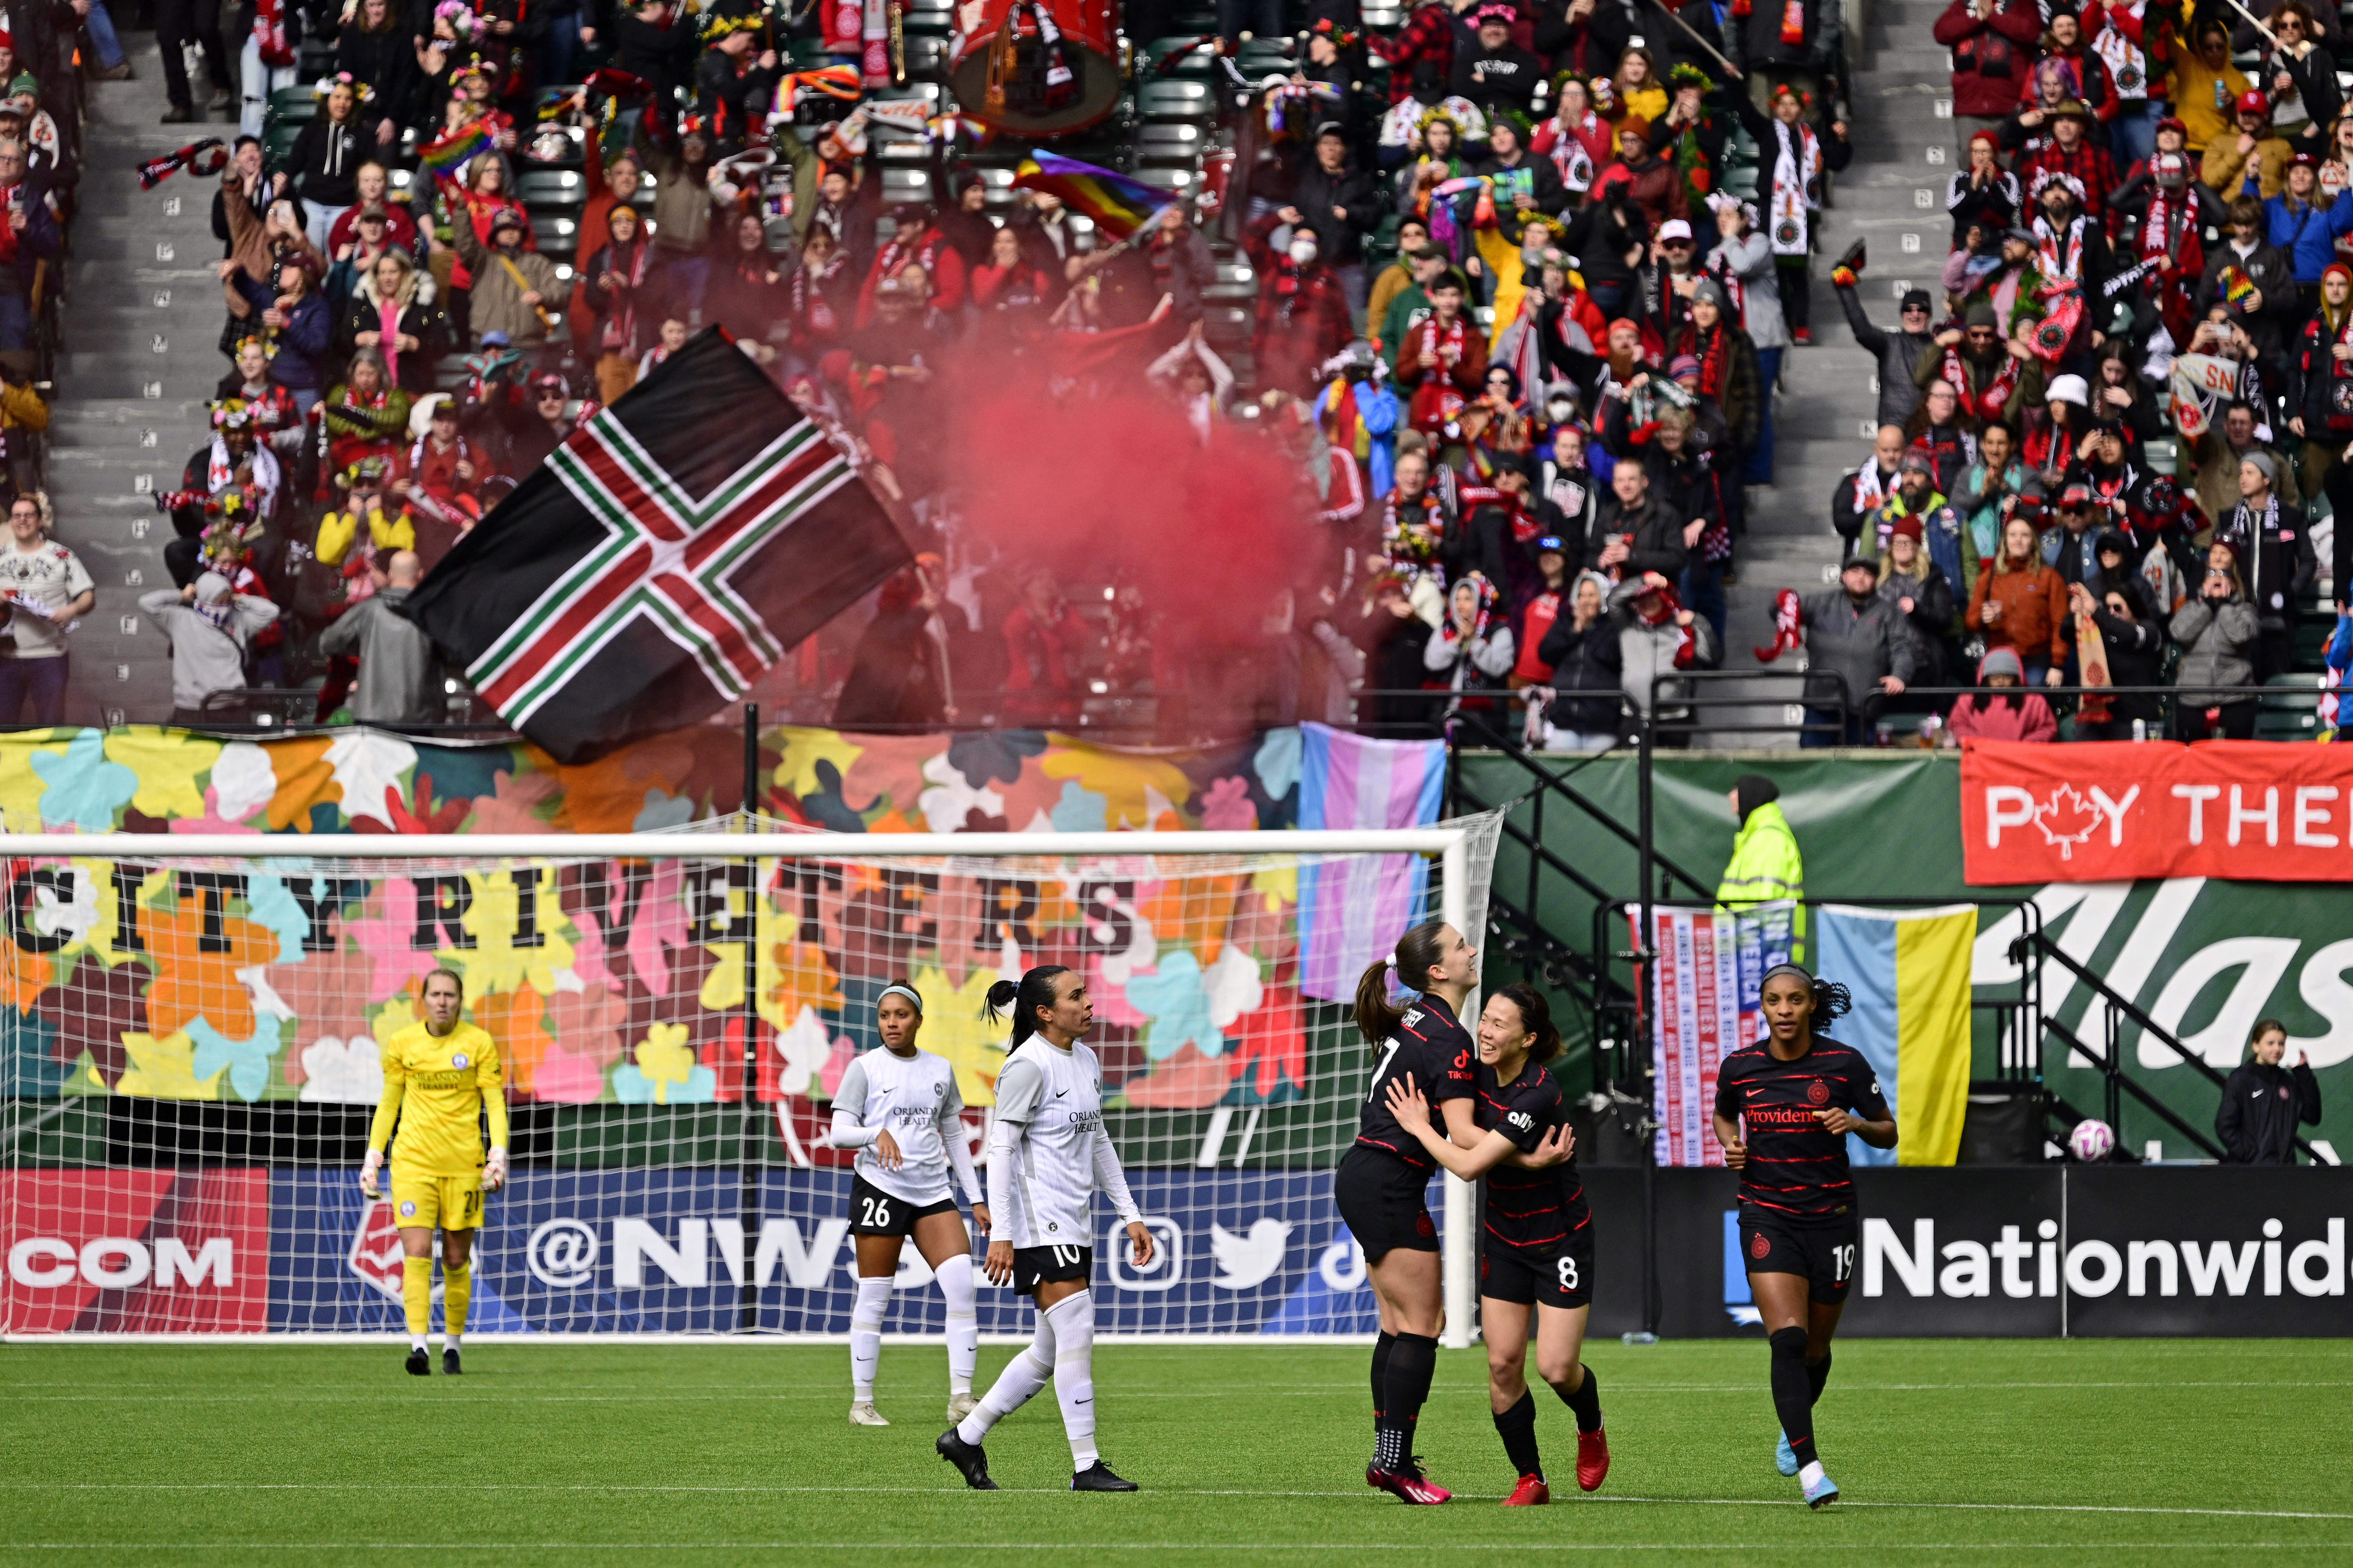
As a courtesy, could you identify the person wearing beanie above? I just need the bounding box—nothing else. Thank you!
[1879,511,1960,689]
[1942,645,2058,742]
[2215,439,2317,679]
[1833,262,1937,427]
[138,571,280,725]
[1716,773,1807,959]
[1793,553,1915,746]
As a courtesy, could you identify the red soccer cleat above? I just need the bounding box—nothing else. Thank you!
[1502,1474,1550,1506]
[1576,1427,1611,1492]
[1792,325,1813,345]
[1366,1464,1453,1505]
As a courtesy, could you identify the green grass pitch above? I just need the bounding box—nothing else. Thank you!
[2,1338,2348,1566]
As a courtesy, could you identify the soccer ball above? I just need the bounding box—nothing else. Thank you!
[2068,1119,2115,1163]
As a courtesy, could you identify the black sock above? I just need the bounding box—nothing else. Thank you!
[1493,1390,1542,1479]
[1370,1330,1395,1439]
[1806,1348,1832,1406]
[1769,1328,1817,1468]
[1377,1332,1439,1471]
[1559,1362,1603,1433]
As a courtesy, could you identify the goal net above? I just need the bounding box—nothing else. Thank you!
[0,819,1501,1342]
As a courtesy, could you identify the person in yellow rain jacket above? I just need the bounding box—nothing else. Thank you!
[1716,773,1805,962]
[363,966,507,1378]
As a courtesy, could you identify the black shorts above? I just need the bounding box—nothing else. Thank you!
[1012,1242,1092,1294]
[848,1175,959,1237]
[1738,1208,1860,1305]
[1333,1145,1439,1262]
[1480,1229,1595,1310]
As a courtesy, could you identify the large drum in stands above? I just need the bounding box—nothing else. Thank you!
[950,0,1122,136]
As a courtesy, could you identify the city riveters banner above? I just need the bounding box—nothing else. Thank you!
[1960,739,2353,884]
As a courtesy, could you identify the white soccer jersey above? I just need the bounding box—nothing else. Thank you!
[990,1037,1137,1250]
[831,1046,968,1206]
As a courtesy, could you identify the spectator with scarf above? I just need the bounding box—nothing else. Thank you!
[2108,149,2219,344]
[1608,568,1716,737]
[2215,446,2316,677]
[1728,81,1847,346]
[1422,569,1516,718]
[580,202,658,405]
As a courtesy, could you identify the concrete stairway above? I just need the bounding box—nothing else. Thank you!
[47,33,237,725]
[1711,0,1954,746]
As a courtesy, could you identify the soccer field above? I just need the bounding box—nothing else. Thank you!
[3,1339,2348,1566]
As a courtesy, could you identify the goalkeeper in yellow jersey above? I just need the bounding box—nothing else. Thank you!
[362,967,509,1376]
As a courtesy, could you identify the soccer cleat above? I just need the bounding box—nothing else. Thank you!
[946,1391,979,1421]
[1791,325,1813,345]
[1502,1474,1549,1506]
[442,1347,461,1376]
[1072,1461,1138,1492]
[1576,1427,1611,1492]
[1365,1461,1452,1505]
[404,1348,430,1376]
[936,1426,998,1490]
[1775,1429,1799,1476]
[1804,1469,1841,1509]
[849,1401,889,1426]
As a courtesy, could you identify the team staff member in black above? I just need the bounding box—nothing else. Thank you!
[1711,963,1895,1510]
[1335,918,1481,1505]
[1385,984,1600,1507]
[2217,1017,2322,1165]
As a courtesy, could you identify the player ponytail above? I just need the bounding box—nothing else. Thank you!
[1490,982,1562,1063]
[1354,919,1449,1048]
[985,964,1072,1047]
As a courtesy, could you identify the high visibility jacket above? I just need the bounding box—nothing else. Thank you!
[1716,800,1805,960]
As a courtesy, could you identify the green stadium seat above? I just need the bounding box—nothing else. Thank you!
[1141,78,1216,120]
[2256,673,2324,739]
[516,168,590,208]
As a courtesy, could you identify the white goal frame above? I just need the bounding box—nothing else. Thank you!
[0,827,1484,1349]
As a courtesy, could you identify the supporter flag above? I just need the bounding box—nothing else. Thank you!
[399,327,913,763]
[1011,152,1172,239]
[1294,722,1446,1001]
[1812,904,1977,1167]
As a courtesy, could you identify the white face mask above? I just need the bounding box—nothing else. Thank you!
[1289,238,1319,266]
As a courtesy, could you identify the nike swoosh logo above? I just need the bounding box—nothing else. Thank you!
[1054,1088,1069,1098]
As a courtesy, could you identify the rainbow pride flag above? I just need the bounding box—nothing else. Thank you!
[419,118,496,174]
[1011,151,1172,239]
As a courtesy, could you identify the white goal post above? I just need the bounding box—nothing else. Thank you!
[0,824,1498,1346]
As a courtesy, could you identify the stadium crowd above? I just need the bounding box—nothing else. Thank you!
[19,0,2350,743]
[1813,0,2353,745]
[1,0,1846,735]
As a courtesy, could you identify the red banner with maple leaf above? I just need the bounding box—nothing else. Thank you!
[1960,739,2353,883]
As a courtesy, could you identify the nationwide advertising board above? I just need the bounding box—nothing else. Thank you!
[8,1165,2345,1337]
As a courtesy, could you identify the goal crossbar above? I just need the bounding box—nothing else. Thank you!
[0,829,1470,860]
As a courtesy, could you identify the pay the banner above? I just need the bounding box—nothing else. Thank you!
[1961,738,2353,884]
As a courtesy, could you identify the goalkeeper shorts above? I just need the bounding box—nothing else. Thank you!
[390,1171,484,1232]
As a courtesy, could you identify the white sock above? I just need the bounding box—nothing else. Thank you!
[410,1335,427,1353]
[935,1254,978,1396]
[1800,1461,1826,1487]
[850,1275,891,1401]
[957,1304,1055,1445]
[1046,1290,1098,1469]
[445,1332,461,1352]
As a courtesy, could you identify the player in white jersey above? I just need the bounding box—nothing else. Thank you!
[936,964,1154,1494]
[827,982,990,1427]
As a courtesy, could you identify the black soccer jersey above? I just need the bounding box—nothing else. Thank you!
[1354,993,1479,1171]
[1475,1059,1591,1252]
[1712,1035,1890,1221]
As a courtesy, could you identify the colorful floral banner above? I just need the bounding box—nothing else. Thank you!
[0,723,1435,1115]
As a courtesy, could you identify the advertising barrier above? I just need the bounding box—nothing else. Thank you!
[1584,1167,2353,1338]
[10,1164,2349,1336]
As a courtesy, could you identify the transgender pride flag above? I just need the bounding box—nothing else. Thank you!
[1296,723,1448,1002]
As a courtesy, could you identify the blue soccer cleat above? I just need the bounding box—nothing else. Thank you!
[1775,1429,1798,1476]
[1803,1468,1840,1509]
